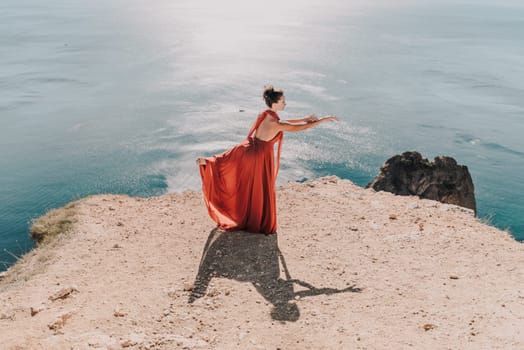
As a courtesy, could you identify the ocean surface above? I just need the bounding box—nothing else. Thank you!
[1,0,523,270]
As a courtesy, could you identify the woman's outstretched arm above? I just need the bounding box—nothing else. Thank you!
[285,115,319,124]
[276,116,338,132]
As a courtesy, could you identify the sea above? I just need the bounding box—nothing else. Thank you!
[1,0,523,271]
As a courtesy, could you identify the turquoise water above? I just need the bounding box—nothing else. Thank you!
[1,0,523,270]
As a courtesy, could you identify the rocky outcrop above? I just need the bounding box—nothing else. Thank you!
[367,151,476,214]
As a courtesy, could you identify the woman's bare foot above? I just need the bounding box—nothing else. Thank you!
[196,157,206,166]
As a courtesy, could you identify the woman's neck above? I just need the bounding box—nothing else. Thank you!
[266,109,280,120]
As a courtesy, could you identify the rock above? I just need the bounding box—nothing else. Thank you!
[48,287,78,301]
[367,151,476,214]
[121,340,137,348]
[48,311,74,331]
[423,323,436,331]
[0,311,14,321]
[113,310,127,317]
[30,306,44,316]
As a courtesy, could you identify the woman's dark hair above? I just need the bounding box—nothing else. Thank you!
[263,85,284,108]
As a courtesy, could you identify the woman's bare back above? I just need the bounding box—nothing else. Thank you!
[254,115,280,141]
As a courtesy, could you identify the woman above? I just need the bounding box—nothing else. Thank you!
[197,85,338,234]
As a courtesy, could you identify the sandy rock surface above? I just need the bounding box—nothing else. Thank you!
[0,176,523,349]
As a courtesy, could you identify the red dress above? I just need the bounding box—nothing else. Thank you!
[199,110,283,234]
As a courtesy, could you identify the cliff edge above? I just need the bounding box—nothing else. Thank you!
[0,176,522,349]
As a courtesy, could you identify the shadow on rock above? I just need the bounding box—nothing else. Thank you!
[188,228,361,322]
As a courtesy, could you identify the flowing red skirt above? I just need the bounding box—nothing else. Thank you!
[199,111,283,234]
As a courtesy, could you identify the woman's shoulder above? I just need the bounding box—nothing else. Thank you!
[261,109,279,120]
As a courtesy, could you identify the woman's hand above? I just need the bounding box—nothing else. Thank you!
[319,115,339,123]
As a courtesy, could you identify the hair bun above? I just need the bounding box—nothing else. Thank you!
[262,85,284,108]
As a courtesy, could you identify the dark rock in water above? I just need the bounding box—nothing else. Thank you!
[367,151,476,214]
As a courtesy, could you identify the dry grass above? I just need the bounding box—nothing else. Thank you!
[30,201,79,245]
[0,201,81,287]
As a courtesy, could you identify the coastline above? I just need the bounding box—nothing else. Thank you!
[1,176,522,349]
